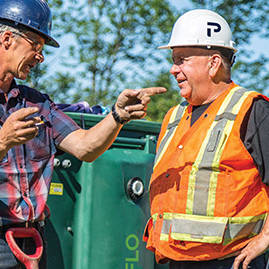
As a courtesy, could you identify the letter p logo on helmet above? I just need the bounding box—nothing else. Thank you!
[207,22,221,37]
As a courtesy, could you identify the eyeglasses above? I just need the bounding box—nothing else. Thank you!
[12,32,44,56]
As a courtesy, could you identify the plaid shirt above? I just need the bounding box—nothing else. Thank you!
[0,80,79,225]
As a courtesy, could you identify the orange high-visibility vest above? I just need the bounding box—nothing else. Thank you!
[143,83,269,262]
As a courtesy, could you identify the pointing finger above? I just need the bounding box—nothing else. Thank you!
[137,87,167,98]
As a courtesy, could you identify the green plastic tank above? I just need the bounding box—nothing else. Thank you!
[45,112,168,269]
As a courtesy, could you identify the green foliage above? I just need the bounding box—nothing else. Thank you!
[191,0,269,93]
[25,0,269,122]
[33,0,177,108]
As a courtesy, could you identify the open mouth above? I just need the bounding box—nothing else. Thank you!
[177,79,186,85]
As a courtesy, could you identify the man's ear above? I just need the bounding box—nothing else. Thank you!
[0,31,14,49]
[208,54,222,77]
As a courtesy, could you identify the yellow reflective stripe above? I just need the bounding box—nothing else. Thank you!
[163,212,227,243]
[157,212,266,244]
[163,212,227,222]
[152,213,158,221]
[207,171,218,216]
[207,89,255,215]
[186,87,255,215]
[154,104,187,169]
[170,233,221,243]
[186,121,215,214]
[205,88,240,215]
[223,213,267,245]
[187,88,237,215]
[153,105,179,168]
[185,87,236,214]
[160,234,169,241]
[159,213,227,243]
[229,213,267,224]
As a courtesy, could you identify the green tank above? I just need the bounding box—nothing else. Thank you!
[45,112,166,269]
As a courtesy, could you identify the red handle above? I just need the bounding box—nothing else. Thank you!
[5,227,43,269]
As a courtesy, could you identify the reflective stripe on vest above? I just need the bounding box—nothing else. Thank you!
[152,87,267,245]
[153,101,188,169]
[152,212,266,244]
[186,87,253,216]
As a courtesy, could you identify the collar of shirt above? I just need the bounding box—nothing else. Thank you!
[0,80,21,104]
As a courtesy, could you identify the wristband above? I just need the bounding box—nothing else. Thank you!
[111,104,127,124]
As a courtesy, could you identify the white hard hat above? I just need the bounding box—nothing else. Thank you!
[159,9,236,52]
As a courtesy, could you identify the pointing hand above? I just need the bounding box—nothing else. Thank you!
[115,87,167,122]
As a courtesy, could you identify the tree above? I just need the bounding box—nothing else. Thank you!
[25,0,269,122]
[191,0,269,93]
[27,0,177,106]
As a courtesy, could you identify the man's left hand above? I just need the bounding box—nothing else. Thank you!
[115,87,167,122]
[233,232,269,269]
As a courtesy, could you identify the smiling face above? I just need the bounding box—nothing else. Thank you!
[170,47,214,105]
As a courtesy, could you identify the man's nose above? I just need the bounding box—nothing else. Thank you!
[170,64,181,76]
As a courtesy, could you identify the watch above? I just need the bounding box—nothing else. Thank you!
[111,104,127,124]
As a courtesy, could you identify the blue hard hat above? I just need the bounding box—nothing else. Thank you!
[0,0,59,47]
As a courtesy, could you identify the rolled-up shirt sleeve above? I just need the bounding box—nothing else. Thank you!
[50,102,80,146]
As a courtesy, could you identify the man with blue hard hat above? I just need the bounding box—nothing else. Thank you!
[0,0,166,268]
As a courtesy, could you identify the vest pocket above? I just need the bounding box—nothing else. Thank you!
[222,214,266,245]
[157,212,266,246]
[207,129,228,153]
[167,214,228,244]
[157,213,228,244]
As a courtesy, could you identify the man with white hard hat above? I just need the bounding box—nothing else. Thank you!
[143,9,269,269]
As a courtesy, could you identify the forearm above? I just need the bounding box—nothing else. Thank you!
[81,112,122,161]
[59,112,123,162]
[59,87,167,162]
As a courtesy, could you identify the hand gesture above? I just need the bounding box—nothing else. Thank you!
[0,107,42,151]
[115,87,167,122]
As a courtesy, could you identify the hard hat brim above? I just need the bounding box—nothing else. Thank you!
[0,18,60,48]
[158,44,237,53]
[43,34,60,48]
[158,45,170,49]
[19,21,60,48]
